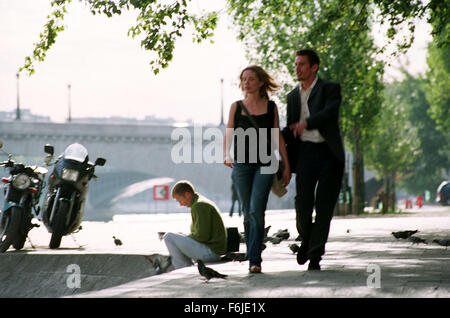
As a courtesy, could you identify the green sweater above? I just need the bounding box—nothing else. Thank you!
[188,193,227,255]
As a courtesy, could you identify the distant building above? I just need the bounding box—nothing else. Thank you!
[0,109,50,122]
[0,109,193,126]
[70,114,186,126]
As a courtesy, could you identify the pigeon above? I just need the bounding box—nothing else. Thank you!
[245,225,273,243]
[392,230,419,239]
[266,236,282,244]
[157,232,166,241]
[146,254,173,274]
[263,225,271,239]
[433,239,450,248]
[262,226,272,243]
[234,253,248,262]
[408,236,427,244]
[197,260,227,281]
[289,243,300,254]
[266,229,291,244]
[274,229,290,240]
[113,236,123,246]
[221,252,248,262]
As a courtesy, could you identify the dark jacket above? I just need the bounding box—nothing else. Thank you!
[286,78,345,164]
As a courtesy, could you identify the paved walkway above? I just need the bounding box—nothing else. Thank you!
[75,205,450,298]
[1,205,449,298]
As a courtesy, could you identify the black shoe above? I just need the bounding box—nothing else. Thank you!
[296,248,308,265]
[308,261,321,271]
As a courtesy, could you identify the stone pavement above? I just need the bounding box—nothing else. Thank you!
[77,205,450,298]
[1,205,449,298]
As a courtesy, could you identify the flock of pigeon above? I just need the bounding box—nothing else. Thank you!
[391,230,450,247]
[110,226,449,282]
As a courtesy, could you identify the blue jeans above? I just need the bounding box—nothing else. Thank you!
[232,163,273,267]
[163,232,221,269]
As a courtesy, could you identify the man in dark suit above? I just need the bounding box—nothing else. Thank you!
[286,49,345,270]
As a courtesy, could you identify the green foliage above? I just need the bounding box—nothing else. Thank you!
[19,0,218,75]
[20,0,71,75]
[365,82,421,180]
[226,0,384,146]
[191,12,218,44]
[397,72,450,194]
[373,0,450,49]
[20,0,448,77]
[225,0,448,211]
[425,40,450,135]
[365,67,448,196]
[226,0,386,214]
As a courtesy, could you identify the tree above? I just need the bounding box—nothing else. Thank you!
[422,17,450,193]
[19,1,447,210]
[226,0,385,214]
[372,0,449,50]
[20,0,218,75]
[365,82,421,213]
[21,0,449,77]
[425,40,450,136]
[395,71,450,195]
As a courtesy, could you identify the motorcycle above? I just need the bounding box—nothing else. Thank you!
[42,143,106,249]
[0,141,47,253]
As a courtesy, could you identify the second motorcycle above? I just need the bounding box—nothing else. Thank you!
[42,143,106,249]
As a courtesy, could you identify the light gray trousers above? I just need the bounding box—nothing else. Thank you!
[163,232,221,269]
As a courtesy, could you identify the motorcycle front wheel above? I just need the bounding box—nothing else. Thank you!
[13,213,32,251]
[49,200,69,249]
[0,207,22,253]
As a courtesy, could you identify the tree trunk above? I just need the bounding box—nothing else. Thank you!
[381,172,396,213]
[389,171,397,212]
[381,175,390,214]
[352,125,365,215]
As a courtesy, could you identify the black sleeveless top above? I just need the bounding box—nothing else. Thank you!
[233,100,276,166]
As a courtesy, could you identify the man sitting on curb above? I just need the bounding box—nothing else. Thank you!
[163,180,228,269]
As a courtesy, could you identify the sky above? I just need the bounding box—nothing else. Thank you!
[0,0,432,125]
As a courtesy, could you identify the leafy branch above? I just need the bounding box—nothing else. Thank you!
[20,0,71,75]
[19,0,219,75]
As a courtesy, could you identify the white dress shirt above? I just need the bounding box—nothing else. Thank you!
[299,76,325,143]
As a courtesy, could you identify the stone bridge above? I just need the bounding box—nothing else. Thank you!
[0,121,294,220]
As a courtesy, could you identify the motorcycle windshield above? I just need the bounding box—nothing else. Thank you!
[63,143,88,163]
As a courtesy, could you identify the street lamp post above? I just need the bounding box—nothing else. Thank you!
[220,78,224,126]
[67,83,72,122]
[16,73,20,120]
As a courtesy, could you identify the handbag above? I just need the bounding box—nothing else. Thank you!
[237,101,287,198]
[271,159,287,198]
[226,227,240,252]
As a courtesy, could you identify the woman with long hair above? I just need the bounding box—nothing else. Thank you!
[223,65,291,273]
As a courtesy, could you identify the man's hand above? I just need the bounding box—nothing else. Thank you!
[290,121,308,138]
